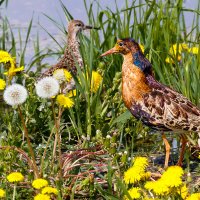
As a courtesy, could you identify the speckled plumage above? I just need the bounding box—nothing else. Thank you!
[101,38,200,167]
[40,20,95,79]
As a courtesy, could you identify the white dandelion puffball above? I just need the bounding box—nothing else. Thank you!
[36,77,60,98]
[3,84,28,106]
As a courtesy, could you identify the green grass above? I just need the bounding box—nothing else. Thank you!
[0,0,200,199]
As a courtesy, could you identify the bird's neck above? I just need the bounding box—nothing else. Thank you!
[60,33,83,74]
[122,52,151,108]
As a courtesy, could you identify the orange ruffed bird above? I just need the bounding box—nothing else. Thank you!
[101,38,200,168]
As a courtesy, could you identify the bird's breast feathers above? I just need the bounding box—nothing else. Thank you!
[122,55,151,108]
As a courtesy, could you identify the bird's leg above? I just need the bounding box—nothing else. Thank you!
[162,133,170,169]
[176,135,187,166]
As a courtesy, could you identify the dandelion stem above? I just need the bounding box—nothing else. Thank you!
[18,106,39,178]
[12,184,16,200]
[40,126,55,176]
[51,99,63,179]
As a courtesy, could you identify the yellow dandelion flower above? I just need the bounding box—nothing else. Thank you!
[170,43,189,55]
[124,167,142,184]
[165,55,181,64]
[133,157,148,168]
[34,193,50,200]
[0,189,5,198]
[124,187,141,200]
[4,66,24,77]
[0,50,15,68]
[186,193,200,200]
[0,79,6,90]
[124,157,148,184]
[139,44,145,53]
[141,171,151,180]
[67,89,76,97]
[32,178,48,189]
[145,180,169,196]
[53,68,72,83]
[189,47,199,55]
[91,71,102,93]
[161,166,183,187]
[42,186,58,195]
[178,184,188,199]
[7,172,24,183]
[56,94,74,108]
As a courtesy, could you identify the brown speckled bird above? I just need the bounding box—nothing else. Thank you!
[40,20,98,79]
[101,38,200,168]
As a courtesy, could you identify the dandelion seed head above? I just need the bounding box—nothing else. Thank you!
[3,84,28,106]
[53,68,72,83]
[36,77,59,98]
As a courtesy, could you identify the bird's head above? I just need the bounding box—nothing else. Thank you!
[68,20,99,38]
[101,38,153,75]
[101,38,142,57]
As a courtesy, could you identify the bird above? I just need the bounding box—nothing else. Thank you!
[39,20,98,83]
[100,38,200,168]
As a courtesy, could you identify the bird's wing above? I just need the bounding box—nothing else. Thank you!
[130,75,200,132]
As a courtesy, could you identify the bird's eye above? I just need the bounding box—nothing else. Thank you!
[118,42,124,46]
[76,23,82,27]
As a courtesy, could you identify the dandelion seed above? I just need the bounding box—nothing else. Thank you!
[56,94,74,108]
[7,172,24,183]
[3,84,28,106]
[0,188,5,198]
[91,71,102,93]
[0,79,6,90]
[32,179,48,189]
[36,77,59,98]
[42,186,58,195]
[34,193,50,200]
[53,68,72,83]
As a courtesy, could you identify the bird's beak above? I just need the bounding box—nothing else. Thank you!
[83,25,100,30]
[100,47,118,57]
